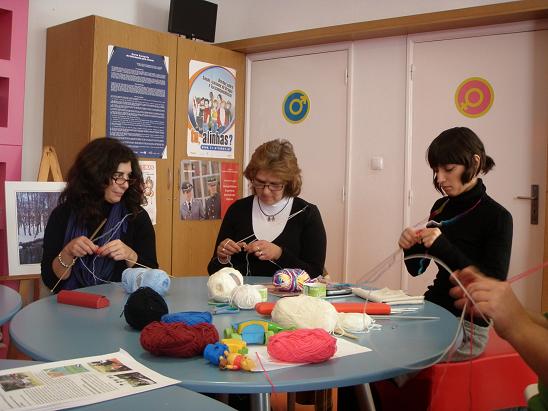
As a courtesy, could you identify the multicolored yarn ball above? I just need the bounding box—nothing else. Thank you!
[161,311,212,326]
[124,286,169,330]
[271,294,339,332]
[121,267,171,296]
[272,268,311,291]
[140,321,219,357]
[208,267,244,302]
[267,328,337,363]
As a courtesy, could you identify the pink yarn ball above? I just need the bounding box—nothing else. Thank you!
[267,328,337,363]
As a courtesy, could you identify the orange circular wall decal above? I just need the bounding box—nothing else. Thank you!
[455,77,494,118]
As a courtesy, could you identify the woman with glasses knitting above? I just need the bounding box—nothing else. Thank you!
[398,127,513,360]
[207,139,327,278]
[41,138,158,292]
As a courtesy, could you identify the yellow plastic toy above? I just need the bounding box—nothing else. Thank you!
[221,338,248,354]
[219,351,256,371]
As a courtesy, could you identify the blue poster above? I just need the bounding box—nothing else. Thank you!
[106,46,168,158]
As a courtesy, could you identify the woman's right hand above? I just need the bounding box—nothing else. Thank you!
[217,238,243,260]
[398,227,420,250]
[64,236,98,258]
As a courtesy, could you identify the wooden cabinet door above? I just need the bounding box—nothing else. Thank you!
[171,39,245,276]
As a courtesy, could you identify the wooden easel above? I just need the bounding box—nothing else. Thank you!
[3,147,63,360]
[14,146,63,305]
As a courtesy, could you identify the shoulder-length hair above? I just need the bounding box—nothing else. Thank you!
[59,138,144,226]
[427,127,495,194]
[244,139,302,197]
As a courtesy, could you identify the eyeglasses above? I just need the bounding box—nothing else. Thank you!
[251,180,285,191]
[111,174,136,186]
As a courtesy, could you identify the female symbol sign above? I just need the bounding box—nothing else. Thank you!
[283,90,310,124]
[455,77,494,118]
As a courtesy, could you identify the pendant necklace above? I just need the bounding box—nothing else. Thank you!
[258,197,291,222]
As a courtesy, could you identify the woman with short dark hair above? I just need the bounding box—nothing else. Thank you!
[207,139,326,278]
[41,138,158,291]
[398,126,513,359]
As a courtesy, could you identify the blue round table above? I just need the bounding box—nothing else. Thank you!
[0,285,22,325]
[10,277,458,410]
[0,359,234,410]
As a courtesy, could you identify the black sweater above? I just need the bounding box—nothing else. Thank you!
[41,202,158,291]
[404,179,513,325]
[207,196,327,278]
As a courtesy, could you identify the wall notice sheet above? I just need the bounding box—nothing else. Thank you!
[0,349,179,410]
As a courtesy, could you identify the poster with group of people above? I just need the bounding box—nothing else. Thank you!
[187,60,236,159]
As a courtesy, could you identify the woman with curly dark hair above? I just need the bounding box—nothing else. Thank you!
[207,139,327,278]
[41,138,158,291]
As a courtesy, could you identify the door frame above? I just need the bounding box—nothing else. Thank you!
[403,19,548,307]
[245,42,353,279]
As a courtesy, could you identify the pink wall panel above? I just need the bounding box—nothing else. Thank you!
[0,0,28,146]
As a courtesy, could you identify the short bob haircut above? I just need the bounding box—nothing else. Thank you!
[244,139,302,197]
[59,137,144,226]
[427,127,495,194]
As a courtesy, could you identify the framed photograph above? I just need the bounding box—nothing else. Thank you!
[5,181,66,276]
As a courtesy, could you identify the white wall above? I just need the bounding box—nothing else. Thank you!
[346,36,408,288]
[24,0,513,179]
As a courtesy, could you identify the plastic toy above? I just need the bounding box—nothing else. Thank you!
[203,342,228,366]
[219,351,256,371]
[224,319,293,345]
[221,338,248,354]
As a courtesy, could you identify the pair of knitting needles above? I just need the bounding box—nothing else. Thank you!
[50,219,156,293]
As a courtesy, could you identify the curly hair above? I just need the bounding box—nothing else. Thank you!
[244,139,302,197]
[59,138,144,226]
[427,127,495,194]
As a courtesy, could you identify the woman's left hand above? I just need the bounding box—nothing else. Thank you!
[245,240,282,261]
[96,240,137,265]
[417,227,441,248]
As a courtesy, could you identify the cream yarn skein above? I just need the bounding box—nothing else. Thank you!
[207,267,244,302]
[271,295,339,333]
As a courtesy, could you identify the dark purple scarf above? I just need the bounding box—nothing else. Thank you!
[62,202,129,290]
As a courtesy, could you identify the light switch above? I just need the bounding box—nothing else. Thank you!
[371,156,384,170]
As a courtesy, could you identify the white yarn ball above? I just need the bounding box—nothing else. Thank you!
[337,312,374,333]
[230,284,262,309]
[271,295,339,332]
[207,267,244,302]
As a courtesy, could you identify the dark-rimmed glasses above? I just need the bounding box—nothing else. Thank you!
[251,180,285,191]
[112,174,136,186]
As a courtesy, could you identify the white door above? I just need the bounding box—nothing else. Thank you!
[407,30,548,311]
[247,50,348,279]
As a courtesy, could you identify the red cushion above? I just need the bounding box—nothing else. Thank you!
[373,329,537,411]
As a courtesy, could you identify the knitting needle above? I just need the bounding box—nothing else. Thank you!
[371,315,440,320]
[50,219,108,293]
[124,259,152,270]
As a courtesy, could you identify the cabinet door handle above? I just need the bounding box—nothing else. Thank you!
[168,167,172,191]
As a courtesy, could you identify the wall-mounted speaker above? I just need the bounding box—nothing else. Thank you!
[168,0,218,43]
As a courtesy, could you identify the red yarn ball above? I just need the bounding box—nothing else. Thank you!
[140,321,219,357]
[267,328,337,363]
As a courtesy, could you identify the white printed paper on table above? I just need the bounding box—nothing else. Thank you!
[249,337,371,372]
[0,349,179,410]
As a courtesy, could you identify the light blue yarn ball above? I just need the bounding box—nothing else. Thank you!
[122,268,171,296]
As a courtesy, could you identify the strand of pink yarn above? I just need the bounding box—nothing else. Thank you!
[267,329,337,363]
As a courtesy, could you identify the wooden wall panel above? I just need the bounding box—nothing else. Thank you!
[43,16,178,272]
[171,38,245,276]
